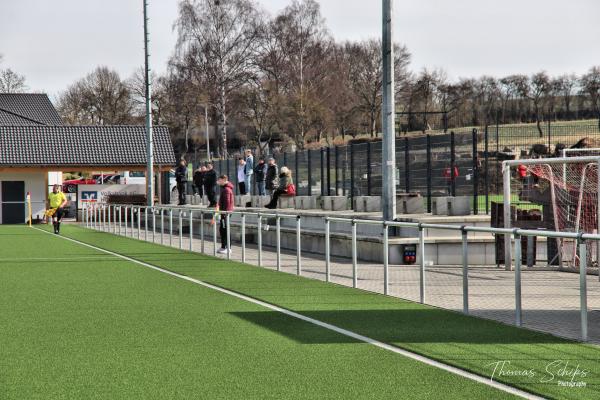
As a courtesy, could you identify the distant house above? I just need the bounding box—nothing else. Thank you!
[0,93,175,224]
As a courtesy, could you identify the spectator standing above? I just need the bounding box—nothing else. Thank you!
[175,159,188,205]
[193,165,206,197]
[244,149,254,194]
[266,166,294,209]
[254,158,267,196]
[203,163,217,207]
[217,175,234,255]
[265,157,279,195]
[237,158,247,195]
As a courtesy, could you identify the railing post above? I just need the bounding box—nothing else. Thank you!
[484,125,489,214]
[189,211,193,252]
[462,228,469,314]
[241,213,246,263]
[124,206,128,236]
[419,225,425,304]
[179,210,183,249]
[200,212,205,253]
[383,222,389,295]
[212,213,217,257]
[144,207,148,241]
[131,206,134,238]
[118,206,122,236]
[579,239,588,341]
[226,214,231,260]
[107,206,111,232]
[160,208,164,245]
[514,232,522,327]
[426,135,432,213]
[276,215,281,271]
[137,208,141,240]
[325,217,331,282]
[352,220,358,288]
[296,216,302,275]
[169,209,173,247]
[257,213,263,267]
[152,208,156,241]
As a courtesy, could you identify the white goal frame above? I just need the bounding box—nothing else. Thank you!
[502,156,600,271]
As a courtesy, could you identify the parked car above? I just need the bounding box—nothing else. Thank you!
[62,177,97,193]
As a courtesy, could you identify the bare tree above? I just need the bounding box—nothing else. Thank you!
[57,66,134,125]
[174,0,264,158]
[580,67,600,121]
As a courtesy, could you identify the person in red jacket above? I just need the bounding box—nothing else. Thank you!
[217,175,235,255]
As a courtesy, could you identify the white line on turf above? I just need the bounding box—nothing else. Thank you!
[35,227,543,400]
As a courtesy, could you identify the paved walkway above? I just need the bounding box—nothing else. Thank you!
[91,221,600,344]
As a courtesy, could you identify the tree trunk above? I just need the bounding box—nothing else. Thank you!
[220,84,228,158]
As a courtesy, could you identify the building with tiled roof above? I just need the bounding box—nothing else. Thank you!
[0,94,175,224]
[0,93,63,125]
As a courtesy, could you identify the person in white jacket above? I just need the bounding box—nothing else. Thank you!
[244,149,254,194]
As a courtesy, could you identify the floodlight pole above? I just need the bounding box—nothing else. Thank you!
[382,0,397,222]
[143,0,154,207]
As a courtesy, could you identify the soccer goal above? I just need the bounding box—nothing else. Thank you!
[502,156,600,271]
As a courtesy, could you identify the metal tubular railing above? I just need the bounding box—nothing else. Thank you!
[82,203,599,342]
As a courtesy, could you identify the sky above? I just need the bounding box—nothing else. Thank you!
[0,0,598,98]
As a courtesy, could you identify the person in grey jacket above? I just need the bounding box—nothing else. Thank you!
[265,167,293,209]
[244,149,254,194]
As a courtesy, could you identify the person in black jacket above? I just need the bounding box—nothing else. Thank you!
[193,166,206,197]
[254,158,267,196]
[203,163,218,207]
[175,159,188,205]
[265,158,279,195]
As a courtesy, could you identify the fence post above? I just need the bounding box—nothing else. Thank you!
[462,228,469,314]
[295,150,299,195]
[124,206,128,236]
[366,142,372,196]
[352,220,358,288]
[137,208,141,240]
[426,135,432,213]
[404,137,410,193]
[472,128,479,215]
[320,147,325,196]
[419,225,425,304]
[514,232,522,327]
[160,208,164,245]
[241,213,246,263]
[484,125,489,214]
[450,131,456,197]
[307,150,312,197]
[579,240,588,341]
[350,143,355,202]
[296,216,302,275]
[327,146,331,196]
[383,222,389,295]
[283,151,288,169]
[335,146,340,195]
[325,217,331,282]
[144,207,148,241]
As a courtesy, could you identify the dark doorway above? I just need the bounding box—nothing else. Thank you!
[1,181,25,224]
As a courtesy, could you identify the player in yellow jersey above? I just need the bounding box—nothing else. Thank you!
[47,184,68,234]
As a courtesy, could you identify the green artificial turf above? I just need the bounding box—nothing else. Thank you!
[56,224,600,400]
[0,226,516,400]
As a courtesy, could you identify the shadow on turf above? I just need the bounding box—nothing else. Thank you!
[230,309,584,345]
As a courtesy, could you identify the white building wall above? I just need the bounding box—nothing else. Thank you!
[0,171,46,224]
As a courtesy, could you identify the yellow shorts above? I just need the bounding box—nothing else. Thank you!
[45,208,57,217]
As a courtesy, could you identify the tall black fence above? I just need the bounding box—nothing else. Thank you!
[192,120,600,214]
